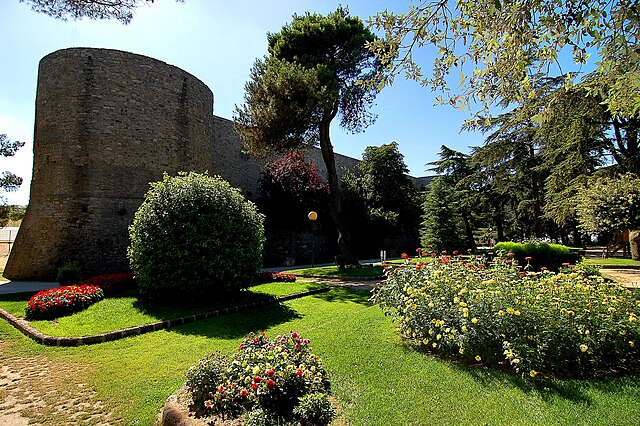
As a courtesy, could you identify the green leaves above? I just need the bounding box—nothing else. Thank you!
[368,0,640,119]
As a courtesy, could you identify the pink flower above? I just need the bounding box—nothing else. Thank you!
[254,376,262,383]
[267,369,275,377]
[204,400,213,408]
[401,253,409,259]
[251,383,259,391]
[525,256,532,261]
[266,379,276,390]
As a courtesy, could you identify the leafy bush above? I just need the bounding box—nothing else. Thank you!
[185,331,333,424]
[56,261,83,285]
[83,272,136,296]
[493,241,577,271]
[128,172,265,300]
[293,393,335,426]
[256,271,297,283]
[25,285,104,320]
[372,253,640,378]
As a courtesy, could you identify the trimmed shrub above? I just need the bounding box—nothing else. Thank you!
[56,261,83,285]
[372,253,640,378]
[256,271,297,283]
[25,285,104,320]
[493,241,577,271]
[185,331,333,424]
[84,272,136,296]
[128,172,265,300]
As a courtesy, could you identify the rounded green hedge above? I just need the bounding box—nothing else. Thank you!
[128,172,265,300]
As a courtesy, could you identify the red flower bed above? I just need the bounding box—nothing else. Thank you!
[257,271,297,283]
[84,272,136,296]
[25,285,104,320]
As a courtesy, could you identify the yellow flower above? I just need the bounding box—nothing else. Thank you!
[459,348,464,354]
[432,342,438,348]
[529,370,538,378]
[498,310,505,317]
[512,358,520,364]
[461,325,468,332]
[475,355,482,362]
[428,302,435,308]
[422,338,429,345]
[580,344,588,353]
[471,318,479,324]
[544,387,550,392]
[630,341,635,348]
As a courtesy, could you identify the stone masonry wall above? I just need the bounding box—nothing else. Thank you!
[6,48,215,280]
[5,48,362,280]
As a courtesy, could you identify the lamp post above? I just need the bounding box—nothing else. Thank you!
[308,211,317,267]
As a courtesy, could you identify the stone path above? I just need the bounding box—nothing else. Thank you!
[600,269,640,289]
[0,341,118,425]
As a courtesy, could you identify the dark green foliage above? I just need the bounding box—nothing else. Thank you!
[128,172,265,300]
[56,261,83,285]
[494,241,577,271]
[293,393,335,426]
[420,177,465,252]
[234,7,383,265]
[341,142,421,256]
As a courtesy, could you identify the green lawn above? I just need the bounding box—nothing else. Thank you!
[1,286,639,425]
[285,264,384,278]
[0,281,324,337]
[586,258,640,266]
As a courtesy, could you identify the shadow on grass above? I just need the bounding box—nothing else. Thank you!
[170,302,303,340]
[395,336,640,406]
[0,292,32,303]
[130,289,279,321]
[310,286,372,306]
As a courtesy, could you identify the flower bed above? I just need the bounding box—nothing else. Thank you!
[83,272,136,296]
[185,331,334,425]
[256,271,297,283]
[25,285,105,320]
[372,252,640,378]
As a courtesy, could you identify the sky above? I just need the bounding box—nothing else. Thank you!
[0,0,490,206]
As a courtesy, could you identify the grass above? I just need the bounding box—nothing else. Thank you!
[0,281,324,337]
[585,258,640,266]
[285,264,384,278]
[1,286,639,425]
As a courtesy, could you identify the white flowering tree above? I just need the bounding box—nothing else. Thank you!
[576,173,640,259]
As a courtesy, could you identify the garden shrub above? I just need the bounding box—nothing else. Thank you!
[25,285,104,320]
[256,271,297,283]
[372,253,640,378]
[185,331,334,425]
[83,272,136,296]
[56,261,83,285]
[128,172,265,300]
[493,241,577,271]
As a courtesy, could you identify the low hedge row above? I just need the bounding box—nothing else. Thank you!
[493,241,577,271]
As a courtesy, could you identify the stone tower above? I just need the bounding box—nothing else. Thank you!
[5,48,216,280]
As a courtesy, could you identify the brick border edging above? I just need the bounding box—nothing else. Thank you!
[0,287,330,347]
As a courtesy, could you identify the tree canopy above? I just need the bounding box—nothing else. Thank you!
[19,0,182,24]
[368,0,640,120]
[234,7,382,265]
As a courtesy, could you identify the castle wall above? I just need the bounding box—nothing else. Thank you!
[6,48,364,280]
[5,48,215,280]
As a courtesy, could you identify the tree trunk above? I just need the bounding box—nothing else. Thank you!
[630,229,640,261]
[318,110,358,268]
[461,209,477,250]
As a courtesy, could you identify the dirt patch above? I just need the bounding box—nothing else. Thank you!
[0,340,118,425]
